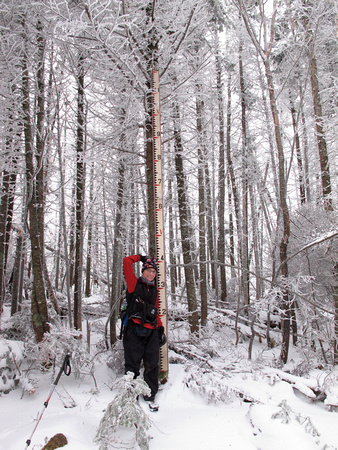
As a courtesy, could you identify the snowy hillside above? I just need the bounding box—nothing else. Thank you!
[1,299,338,450]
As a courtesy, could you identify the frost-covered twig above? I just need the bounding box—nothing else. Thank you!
[263,367,318,398]
[184,367,260,404]
[94,372,152,450]
[272,400,320,438]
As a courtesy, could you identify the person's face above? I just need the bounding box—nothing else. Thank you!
[143,268,156,282]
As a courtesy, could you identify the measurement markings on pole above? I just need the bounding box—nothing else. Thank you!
[151,68,168,379]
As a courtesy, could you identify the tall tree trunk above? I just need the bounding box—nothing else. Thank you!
[69,187,76,288]
[35,19,45,265]
[249,183,263,300]
[215,42,227,305]
[36,20,59,315]
[308,45,332,210]
[85,164,94,298]
[173,102,198,334]
[239,40,250,311]
[11,226,25,315]
[144,3,159,256]
[334,262,338,365]
[55,212,61,292]
[239,0,291,363]
[56,88,72,327]
[300,0,332,210]
[257,58,280,206]
[22,18,49,342]
[225,72,242,286]
[290,98,306,205]
[0,164,17,311]
[73,51,86,331]
[226,76,236,280]
[168,174,177,298]
[195,85,208,326]
[0,86,19,311]
[110,154,126,346]
[11,181,29,317]
[303,2,336,358]
[102,179,110,303]
[264,57,291,364]
[204,150,216,291]
[227,174,236,279]
[300,102,311,203]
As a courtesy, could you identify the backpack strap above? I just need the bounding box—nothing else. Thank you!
[126,281,157,327]
[119,288,129,340]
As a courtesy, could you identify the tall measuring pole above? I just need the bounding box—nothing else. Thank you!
[151,69,169,382]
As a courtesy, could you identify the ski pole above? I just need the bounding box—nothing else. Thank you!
[24,354,71,449]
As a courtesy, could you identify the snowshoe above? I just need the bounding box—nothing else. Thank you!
[142,395,159,411]
[148,401,159,412]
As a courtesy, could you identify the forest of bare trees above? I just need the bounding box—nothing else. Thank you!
[0,0,337,366]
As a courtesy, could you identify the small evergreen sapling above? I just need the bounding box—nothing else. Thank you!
[94,372,152,450]
[0,341,21,394]
[272,400,320,438]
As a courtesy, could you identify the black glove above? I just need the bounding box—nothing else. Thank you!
[138,255,147,263]
[158,326,167,347]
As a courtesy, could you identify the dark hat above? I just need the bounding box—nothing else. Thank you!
[142,257,159,273]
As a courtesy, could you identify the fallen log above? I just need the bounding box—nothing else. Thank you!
[42,433,67,450]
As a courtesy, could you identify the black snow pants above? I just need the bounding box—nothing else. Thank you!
[123,321,160,400]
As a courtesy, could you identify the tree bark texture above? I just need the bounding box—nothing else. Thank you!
[195,86,208,326]
[0,166,17,311]
[334,262,338,365]
[215,46,227,305]
[264,57,291,364]
[173,103,199,334]
[0,83,20,311]
[110,155,126,346]
[22,18,49,342]
[290,98,306,204]
[226,76,236,279]
[73,52,86,331]
[307,40,332,210]
[144,3,159,256]
[239,41,250,310]
[85,164,94,298]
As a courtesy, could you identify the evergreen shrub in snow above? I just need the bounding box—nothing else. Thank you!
[1,304,34,341]
[0,340,35,395]
[272,399,320,438]
[95,372,152,450]
[39,323,92,379]
[0,340,20,394]
[106,339,125,376]
[184,367,237,404]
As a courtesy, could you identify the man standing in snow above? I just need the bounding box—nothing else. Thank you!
[122,254,166,409]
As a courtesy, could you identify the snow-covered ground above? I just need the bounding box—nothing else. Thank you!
[1,300,338,450]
